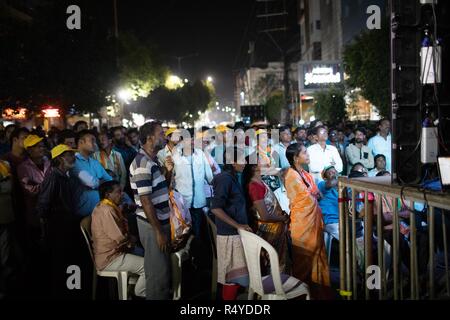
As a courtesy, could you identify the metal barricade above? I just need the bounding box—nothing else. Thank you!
[338,176,450,300]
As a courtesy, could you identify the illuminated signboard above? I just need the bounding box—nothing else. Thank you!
[299,61,343,91]
[42,107,61,118]
[2,107,28,120]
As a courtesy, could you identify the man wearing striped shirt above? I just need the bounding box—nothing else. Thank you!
[129,121,172,300]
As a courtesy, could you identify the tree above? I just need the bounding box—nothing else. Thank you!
[118,33,169,99]
[313,86,347,123]
[254,74,282,104]
[265,90,285,124]
[135,80,211,123]
[343,23,390,118]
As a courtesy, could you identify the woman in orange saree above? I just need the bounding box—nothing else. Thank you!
[284,143,330,295]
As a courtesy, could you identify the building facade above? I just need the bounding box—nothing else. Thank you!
[296,0,386,122]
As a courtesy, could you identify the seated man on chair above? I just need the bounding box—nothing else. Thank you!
[91,180,145,298]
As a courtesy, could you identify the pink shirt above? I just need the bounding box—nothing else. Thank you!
[17,157,51,223]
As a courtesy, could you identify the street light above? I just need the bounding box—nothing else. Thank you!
[207,76,213,83]
[165,75,183,89]
[118,88,132,104]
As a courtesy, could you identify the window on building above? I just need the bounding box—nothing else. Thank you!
[313,42,322,60]
[316,20,321,30]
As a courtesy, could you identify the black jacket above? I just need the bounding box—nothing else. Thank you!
[36,167,80,220]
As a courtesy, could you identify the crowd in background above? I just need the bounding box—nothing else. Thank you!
[0,117,408,300]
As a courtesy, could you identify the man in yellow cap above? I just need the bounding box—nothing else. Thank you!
[17,134,51,229]
[157,127,180,169]
[35,144,84,298]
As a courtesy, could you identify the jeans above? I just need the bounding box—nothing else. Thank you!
[137,218,171,300]
[189,208,205,240]
[189,207,212,270]
[103,253,146,297]
[325,223,340,241]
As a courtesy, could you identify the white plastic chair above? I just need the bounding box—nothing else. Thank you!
[205,214,218,300]
[238,229,310,300]
[80,216,136,300]
[171,234,194,300]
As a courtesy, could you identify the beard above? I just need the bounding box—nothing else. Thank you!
[154,139,166,151]
[355,138,364,144]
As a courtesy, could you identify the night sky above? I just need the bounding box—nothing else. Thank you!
[118,0,256,105]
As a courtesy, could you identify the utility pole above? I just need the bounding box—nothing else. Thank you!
[173,53,199,76]
[256,0,292,124]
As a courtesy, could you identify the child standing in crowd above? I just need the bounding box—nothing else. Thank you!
[210,147,252,300]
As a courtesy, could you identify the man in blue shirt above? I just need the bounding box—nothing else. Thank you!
[317,165,339,240]
[71,130,112,216]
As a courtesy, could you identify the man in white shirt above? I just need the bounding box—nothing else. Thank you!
[157,128,180,168]
[368,119,392,173]
[171,129,213,270]
[171,129,213,239]
[307,126,343,183]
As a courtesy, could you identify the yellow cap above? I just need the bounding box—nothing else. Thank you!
[51,144,77,159]
[165,127,177,137]
[0,160,11,178]
[216,125,228,133]
[256,129,267,135]
[23,135,43,149]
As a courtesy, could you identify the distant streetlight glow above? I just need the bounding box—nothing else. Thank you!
[215,101,219,106]
[299,119,305,125]
[207,76,213,83]
[118,88,132,103]
[165,75,184,89]
[131,113,145,127]
[184,78,189,83]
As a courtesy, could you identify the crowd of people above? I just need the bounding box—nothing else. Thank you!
[0,117,400,300]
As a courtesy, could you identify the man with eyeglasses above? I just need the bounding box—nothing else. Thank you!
[307,126,343,183]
